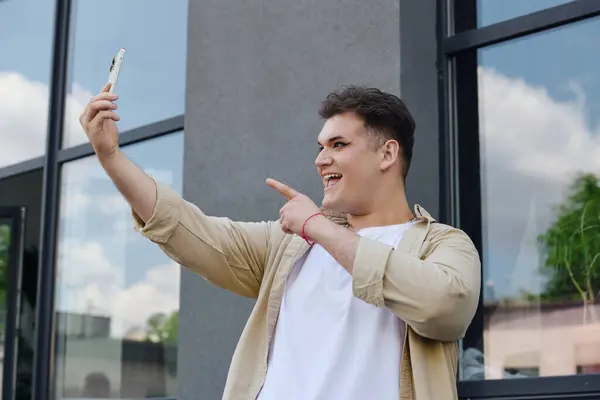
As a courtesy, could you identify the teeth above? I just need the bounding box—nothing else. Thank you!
[324,174,342,181]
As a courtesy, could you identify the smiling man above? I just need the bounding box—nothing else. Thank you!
[80,84,480,400]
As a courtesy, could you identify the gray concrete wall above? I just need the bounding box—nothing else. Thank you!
[179,0,438,398]
[400,0,440,216]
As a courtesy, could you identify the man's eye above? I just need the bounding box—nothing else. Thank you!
[333,142,346,148]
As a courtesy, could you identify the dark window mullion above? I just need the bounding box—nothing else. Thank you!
[447,0,600,398]
[31,0,72,399]
[446,0,600,54]
[0,158,46,181]
[57,115,184,164]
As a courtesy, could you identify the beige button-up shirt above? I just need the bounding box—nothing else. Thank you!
[133,181,481,400]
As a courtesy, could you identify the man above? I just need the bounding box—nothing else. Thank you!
[80,84,480,400]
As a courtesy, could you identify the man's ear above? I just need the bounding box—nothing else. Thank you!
[380,139,400,172]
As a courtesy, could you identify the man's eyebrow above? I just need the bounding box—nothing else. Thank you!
[317,135,346,146]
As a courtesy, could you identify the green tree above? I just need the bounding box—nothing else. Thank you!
[538,173,600,323]
[146,310,179,343]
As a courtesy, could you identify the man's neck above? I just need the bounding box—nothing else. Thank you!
[346,188,414,231]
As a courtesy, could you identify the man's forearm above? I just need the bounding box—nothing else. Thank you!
[306,216,359,274]
[98,149,157,223]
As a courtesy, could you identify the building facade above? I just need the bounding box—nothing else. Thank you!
[0,0,599,399]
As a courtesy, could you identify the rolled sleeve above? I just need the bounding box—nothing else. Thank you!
[351,226,481,341]
[130,180,275,298]
[132,182,182,244]
[351,237,393,308]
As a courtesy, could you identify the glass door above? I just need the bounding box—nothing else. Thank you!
[0,208,26,400]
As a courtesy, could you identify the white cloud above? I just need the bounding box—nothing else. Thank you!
[56,237,180,338]
[63,81,101,148]
[57,238,119,288]
[1,71,178,221]
[0,72,50,165]
[59,190,92,219]
[479,66,600,184]
[1,71,181,338]
[58,163,176,222]
[477,66,600,298]
[0,72,93,167]
[112,262,180,331]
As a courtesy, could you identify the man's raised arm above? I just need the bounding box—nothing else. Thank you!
[78,83,156,222]
[78,84,274,299]
[99,149,157,223]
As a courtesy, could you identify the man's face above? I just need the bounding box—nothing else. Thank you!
[315,112,386,214]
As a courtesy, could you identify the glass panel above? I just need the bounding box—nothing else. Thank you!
[0,171,44,400]
[62,0,188,148]
[477,0,574,27]
[0,0,55,168]
[54,132,183,398]
[462,18,600,380]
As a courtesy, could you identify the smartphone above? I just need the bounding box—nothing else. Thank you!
[108,48,126,93]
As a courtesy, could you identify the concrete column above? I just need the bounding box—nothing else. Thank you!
[179,0,438,397]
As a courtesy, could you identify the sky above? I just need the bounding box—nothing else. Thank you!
[1,0,600,385]
[476,5,600,302]
[0,0,188,394]
[477,0,574,27]
[0,0,187,328]
[0,0,188,167]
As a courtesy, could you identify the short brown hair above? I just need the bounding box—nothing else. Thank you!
[318,86,416,179]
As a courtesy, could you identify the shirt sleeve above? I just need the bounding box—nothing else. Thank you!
[133,180,274,299]
[351,227,481,342]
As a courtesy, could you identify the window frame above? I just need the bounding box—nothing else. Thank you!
[437,0,600,398]
[0,0,185,398]
[0,207,26,400]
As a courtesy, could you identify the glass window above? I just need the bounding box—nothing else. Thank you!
[0,0,55,168]
[62,0,188,148]
[0,170,44,400]
[461,18,600,380]
[477,0,574,27]
[54,132,183,398]
[0,218,8,395]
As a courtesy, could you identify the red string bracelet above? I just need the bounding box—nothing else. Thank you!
[301,212,323,246]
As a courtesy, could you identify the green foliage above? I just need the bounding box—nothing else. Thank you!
[538,173,600,307]
[146,310,179,343]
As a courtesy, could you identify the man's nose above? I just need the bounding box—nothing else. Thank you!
[315,151,333,167]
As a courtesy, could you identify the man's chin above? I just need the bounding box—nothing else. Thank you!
[321,196,333,210]
[322,196,343,212]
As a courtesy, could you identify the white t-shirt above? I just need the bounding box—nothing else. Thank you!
[257,222,415,400]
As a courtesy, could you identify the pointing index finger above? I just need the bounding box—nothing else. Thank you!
[266,178,299,200]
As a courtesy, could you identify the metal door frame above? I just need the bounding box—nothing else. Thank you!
[0,207,26,400]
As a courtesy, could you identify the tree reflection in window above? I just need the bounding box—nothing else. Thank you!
[538,173,600,324]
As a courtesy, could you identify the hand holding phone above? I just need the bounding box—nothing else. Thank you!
[108,48,126,93]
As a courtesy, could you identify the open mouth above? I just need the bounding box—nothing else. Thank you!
[323,174,342,190]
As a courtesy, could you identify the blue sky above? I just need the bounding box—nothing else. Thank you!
[480,11,600,124]
[475,4,600,301]
[478,0,574,27]
[0,0,187,394]
[0,0,187,148]
[47,0,189,330]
